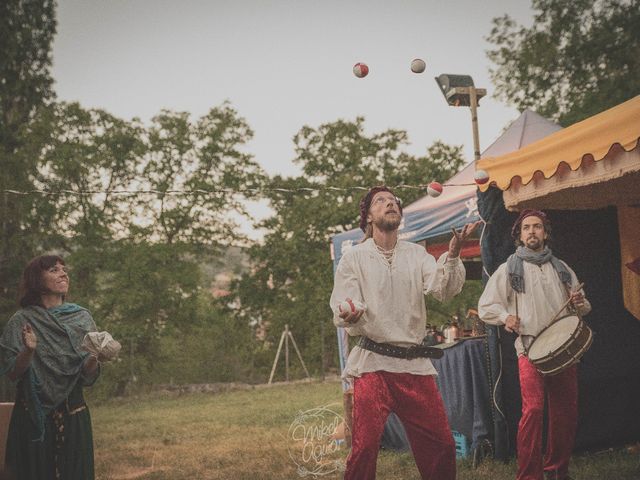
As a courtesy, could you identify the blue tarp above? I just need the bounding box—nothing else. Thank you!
[381,338,493,453]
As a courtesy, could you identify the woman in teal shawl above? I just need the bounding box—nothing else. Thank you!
[0,255,100,480]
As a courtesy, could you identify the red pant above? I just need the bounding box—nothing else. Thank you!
[517,356,578,480]
[345,371,456,480]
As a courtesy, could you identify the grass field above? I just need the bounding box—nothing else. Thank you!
[90,379,640,480]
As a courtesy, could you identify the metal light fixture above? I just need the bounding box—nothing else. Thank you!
[435,74,486,161]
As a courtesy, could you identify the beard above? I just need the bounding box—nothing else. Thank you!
[373,213,402,232]
[525,237,543,251]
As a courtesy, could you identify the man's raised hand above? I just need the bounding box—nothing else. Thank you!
[449,221,482,258]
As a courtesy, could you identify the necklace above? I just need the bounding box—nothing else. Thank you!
[374,241,397,266]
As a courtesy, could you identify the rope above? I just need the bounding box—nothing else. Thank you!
[1,182,478,197]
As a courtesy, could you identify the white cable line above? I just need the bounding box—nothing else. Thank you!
[2,182,478,196]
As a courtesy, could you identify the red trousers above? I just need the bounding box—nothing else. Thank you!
[517,356,578,480]
[345,371,456,480]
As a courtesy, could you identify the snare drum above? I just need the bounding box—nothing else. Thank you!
[527,315,593,376]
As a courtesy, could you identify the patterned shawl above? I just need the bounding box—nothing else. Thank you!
[0,303,99,440]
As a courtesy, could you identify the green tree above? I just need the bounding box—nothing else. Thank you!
[0,0,57,317]
[56,102,265,393]
[75,241,204,396]
[140,103,264,247]
[39,103,145,246]
[487,0,640,126]
[23,102,146,317]
[234,118,465,380]
[70,102,265,393]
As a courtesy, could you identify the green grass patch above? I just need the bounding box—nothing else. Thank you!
[91,380,640,479]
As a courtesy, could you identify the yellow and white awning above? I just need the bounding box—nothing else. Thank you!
[477,95,640,211]
[477,95,640,320]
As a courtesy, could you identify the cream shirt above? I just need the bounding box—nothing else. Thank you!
[478,259,591,355]
[330,238,465,380]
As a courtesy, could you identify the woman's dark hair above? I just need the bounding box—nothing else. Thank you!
[18,255,66,308]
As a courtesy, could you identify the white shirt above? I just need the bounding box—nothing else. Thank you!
[330,238,466,380]
[478,259,591,355]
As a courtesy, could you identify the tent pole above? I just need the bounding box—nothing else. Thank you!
[469,87,481,161]
[285,324,290,382]
[288,330,311,379]
[268,329,287,384]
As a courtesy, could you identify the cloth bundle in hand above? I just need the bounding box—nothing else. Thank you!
[81,331,121,362]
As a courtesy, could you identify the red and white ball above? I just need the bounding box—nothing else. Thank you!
[427,181,443,197]
[474,169,489,185]
[353,62,369,78]
[410,58,426,74]
[338,299,357,314]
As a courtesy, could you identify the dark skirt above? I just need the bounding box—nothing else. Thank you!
[4,382,94,480]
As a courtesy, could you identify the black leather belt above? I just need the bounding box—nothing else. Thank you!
[358,336,444,360]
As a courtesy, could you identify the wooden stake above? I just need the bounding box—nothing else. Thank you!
[268,329,287,385]
[288,331,311,379]
[268,325,312,384]
[285,324,290,382]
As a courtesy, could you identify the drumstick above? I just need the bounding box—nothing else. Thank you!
[547,282,585,326]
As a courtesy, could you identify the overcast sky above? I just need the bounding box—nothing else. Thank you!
[52,0,534,238]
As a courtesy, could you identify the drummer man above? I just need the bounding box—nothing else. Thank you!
[478,209,590,480]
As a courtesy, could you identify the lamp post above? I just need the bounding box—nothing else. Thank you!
[434,74,490,469]
[434,74,486,161]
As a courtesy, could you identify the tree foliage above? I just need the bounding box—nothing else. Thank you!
[487,0,640,126]
[0,0,57,316]
[38,103,145,246]
[0,96,266,395]
[0,0,56,146]
[141,103,263,246]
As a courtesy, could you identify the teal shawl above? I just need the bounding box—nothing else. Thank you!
[0,303,100,441]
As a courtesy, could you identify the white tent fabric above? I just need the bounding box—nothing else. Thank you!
[482,109,563,158]
[404,109,563,217]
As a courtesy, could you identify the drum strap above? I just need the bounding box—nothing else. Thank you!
[515,293,531,357]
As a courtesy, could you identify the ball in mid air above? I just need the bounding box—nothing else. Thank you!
[474,169,490,185]
[353,62,369,78]
[411,58,426,73]
[427,181,443,197]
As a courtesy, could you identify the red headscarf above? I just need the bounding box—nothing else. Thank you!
[511,209,548,239]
